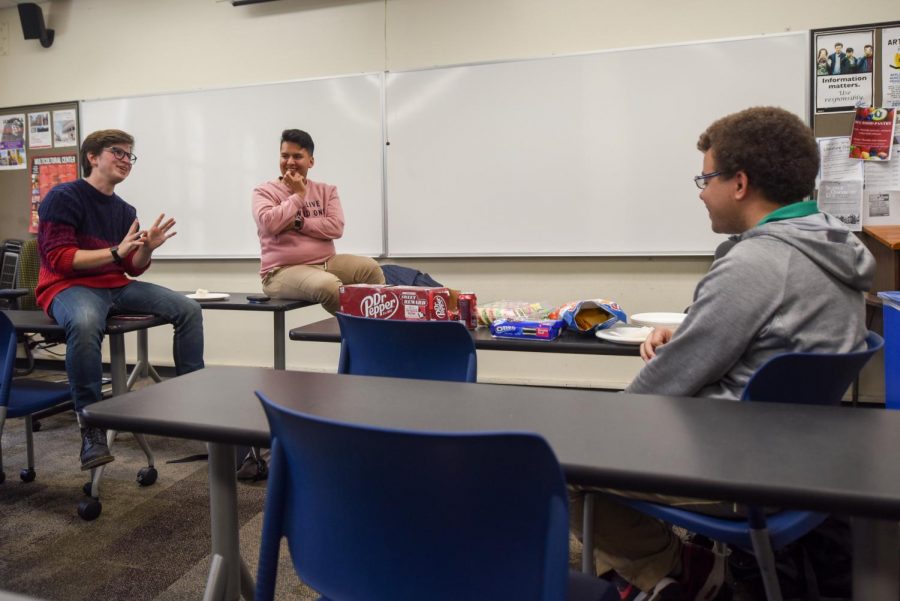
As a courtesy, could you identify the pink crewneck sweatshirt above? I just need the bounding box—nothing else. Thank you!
[252,178,345,276]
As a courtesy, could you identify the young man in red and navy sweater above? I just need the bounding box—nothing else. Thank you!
[37,129,204,470]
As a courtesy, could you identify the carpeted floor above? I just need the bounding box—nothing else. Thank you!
[0,370,318,601]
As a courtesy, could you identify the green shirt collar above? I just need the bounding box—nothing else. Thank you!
[756,201,819,227]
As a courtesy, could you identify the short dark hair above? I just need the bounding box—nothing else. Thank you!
[281,129,314,155]
[81,129,134,177]
[697,107,819,205]
[847,47,855,53]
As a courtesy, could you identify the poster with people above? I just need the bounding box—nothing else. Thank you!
[883,26,900,109]
[815,30,875,113]
[0,113,27,170]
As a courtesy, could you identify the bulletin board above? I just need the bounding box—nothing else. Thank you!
[810,21,900,230]
[0,100,79,244]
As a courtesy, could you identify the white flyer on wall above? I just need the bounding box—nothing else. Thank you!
[864,191,900,225]
[882,27,900,108]
[818,180,863,231]
[817,137,863,182]
[27,111,51,149]
[52,108,77,147]
[865,157,900,191]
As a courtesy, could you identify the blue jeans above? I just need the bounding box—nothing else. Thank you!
[49,282,205,410]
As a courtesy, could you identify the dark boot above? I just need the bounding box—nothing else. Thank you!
[80,426,114,470]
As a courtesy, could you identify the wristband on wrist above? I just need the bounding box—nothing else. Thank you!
[110,246,123,265]
[294,215,304,230]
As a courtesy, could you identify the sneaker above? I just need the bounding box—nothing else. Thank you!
[80,426,114,470]
[679,543,731,601]
[613,574,683,601]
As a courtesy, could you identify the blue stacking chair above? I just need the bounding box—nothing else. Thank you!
[336,312,477,382]
[0,311,71,485]
[585,331,883,601]
[254,391,617,601]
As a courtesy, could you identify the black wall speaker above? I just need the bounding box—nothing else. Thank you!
[17,3,54,48]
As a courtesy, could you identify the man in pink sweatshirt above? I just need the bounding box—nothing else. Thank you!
[252,129,384,313]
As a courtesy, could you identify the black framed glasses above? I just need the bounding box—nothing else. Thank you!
[105,147,138,164]
[693,171,721,189]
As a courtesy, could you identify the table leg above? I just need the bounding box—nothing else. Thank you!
[851,517,899,601]
[108,333,127,396]
[208,442,247,601]
[274,313,285,370]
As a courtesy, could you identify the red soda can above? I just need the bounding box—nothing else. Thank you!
[458,292,477,330]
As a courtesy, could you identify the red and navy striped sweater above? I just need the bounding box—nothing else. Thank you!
[36,179,148,312]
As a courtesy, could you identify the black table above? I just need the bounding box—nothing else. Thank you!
[289,316,641,356]
[83,366,900,601]
[185,293,313,369]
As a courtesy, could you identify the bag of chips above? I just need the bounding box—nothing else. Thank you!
[476,300,552,326]
[550,299,627,333]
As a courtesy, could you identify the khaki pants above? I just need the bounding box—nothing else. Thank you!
[569,486,741,592]
[263,254,384,314]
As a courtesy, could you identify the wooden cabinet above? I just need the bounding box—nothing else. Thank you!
[861,226,900,301]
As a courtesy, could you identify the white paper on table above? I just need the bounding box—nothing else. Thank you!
[818,137,864,182]
[864,190,900,225]
[818,180,863,231]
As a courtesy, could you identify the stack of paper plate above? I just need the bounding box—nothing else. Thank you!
[629,312,687,331]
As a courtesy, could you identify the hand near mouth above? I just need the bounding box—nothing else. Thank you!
[282,170,307,197]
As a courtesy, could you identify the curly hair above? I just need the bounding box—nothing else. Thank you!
[697,107,819,205]
[81,129,134,177]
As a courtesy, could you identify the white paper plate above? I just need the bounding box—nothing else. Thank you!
[630,312,687,329]
[595,325,653,345]
[185,292,230,301]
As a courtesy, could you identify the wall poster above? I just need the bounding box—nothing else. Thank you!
[29,154,78,233]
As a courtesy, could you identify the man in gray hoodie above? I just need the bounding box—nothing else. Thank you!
[574,106,875,601]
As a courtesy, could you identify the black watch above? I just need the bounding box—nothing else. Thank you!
[110,246,123,265]
[294,215,304,230]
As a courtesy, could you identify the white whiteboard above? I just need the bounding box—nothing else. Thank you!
[80,74,384,258]
[384,33,809,256]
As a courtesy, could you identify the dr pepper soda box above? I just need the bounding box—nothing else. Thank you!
[339,284,451,321]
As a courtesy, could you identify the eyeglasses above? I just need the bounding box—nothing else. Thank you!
[104,147,138,164]
[693,171,722,189]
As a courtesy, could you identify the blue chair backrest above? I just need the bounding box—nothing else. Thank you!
[336,312,477,382]
[255,391,570,601]
[741,331,883,405]
[0,312,17,408]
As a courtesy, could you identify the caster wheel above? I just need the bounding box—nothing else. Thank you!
[20,468,36,483]
[77,498,102,521]
[137,466,158,487]
[83,481,93,496]
[0,470,5,485]
[255,459,269,481]
[32,420,42,432]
